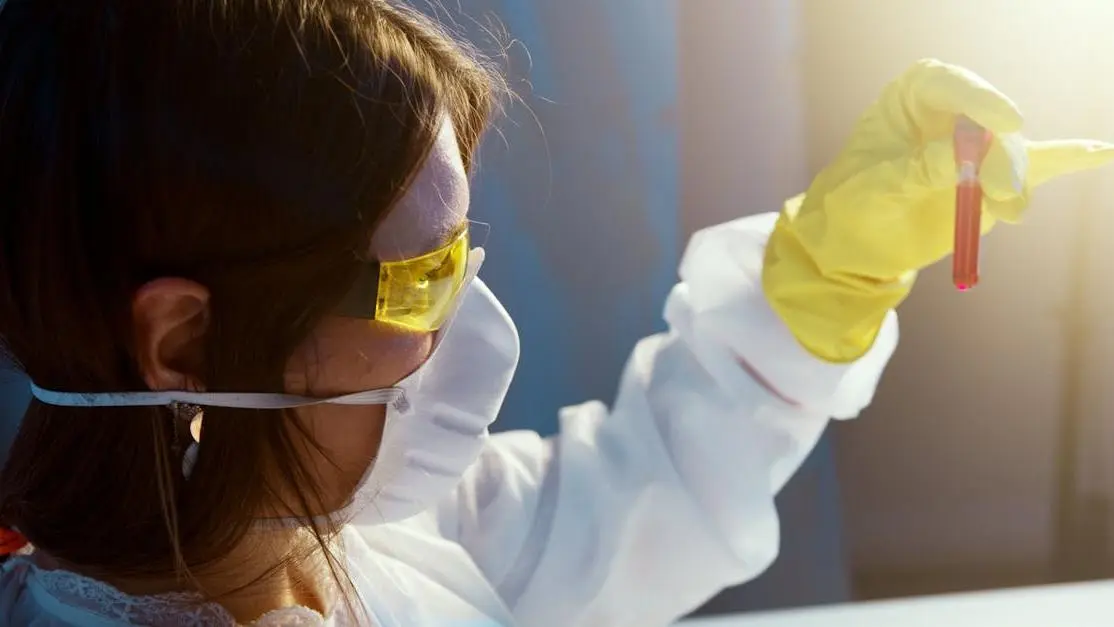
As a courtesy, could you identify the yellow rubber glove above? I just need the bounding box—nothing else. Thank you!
[763,59,1114,364]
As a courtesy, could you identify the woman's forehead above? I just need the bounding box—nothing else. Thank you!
[370,118,470,262]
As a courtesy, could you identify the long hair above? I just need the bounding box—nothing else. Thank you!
[0,0,502,608]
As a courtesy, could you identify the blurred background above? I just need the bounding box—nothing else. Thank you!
[6,0,1114,619]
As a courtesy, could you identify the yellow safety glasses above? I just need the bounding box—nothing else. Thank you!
[336,221,488,332]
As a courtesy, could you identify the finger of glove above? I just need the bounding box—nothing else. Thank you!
[816,144,1004,276]
[907,133,1025,210]
[909,136,1029,227]
[1026,139,1114,187]
[901,136,1097,228]
[897,59,1023,136]
[976,133,1030,218]
[983,139,1114,223]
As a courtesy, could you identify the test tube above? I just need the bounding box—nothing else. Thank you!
[952,116,993,291]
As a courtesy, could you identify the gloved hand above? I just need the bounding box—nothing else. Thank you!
[763,59,1114,364]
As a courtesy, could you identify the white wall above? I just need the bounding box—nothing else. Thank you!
[678,0,807,234]
[1074,46,1114,550]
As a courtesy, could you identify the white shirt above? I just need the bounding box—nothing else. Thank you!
[0,214,899,626]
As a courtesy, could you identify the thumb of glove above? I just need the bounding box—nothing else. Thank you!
[977,138,1114,224]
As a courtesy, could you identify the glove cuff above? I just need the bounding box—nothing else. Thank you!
[761,219,913,363]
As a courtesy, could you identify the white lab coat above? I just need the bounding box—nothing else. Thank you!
[0,214,898,626]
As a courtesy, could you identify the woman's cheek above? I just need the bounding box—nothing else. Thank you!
[285,317,434,396]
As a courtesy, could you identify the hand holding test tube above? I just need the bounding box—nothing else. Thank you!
[763,60,1114,363]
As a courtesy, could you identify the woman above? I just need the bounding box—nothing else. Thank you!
[0,1,1109,625]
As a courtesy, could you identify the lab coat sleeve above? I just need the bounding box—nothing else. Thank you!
[435,212,899,627]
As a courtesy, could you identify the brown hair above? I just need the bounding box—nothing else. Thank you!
[0,0,501,608]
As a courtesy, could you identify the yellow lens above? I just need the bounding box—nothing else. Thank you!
[375,229,470,331]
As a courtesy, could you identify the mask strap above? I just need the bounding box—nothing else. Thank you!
[28,384,406,480]
[28,383,404,409]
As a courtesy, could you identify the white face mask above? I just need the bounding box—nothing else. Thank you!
[29,251,521,526]
[329,272,519,525]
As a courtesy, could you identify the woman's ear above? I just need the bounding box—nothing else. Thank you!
[132,278,211,391]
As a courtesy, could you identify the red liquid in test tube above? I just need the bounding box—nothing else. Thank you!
[952,117,993,292]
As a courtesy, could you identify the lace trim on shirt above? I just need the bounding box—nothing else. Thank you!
[8,557,333,626]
